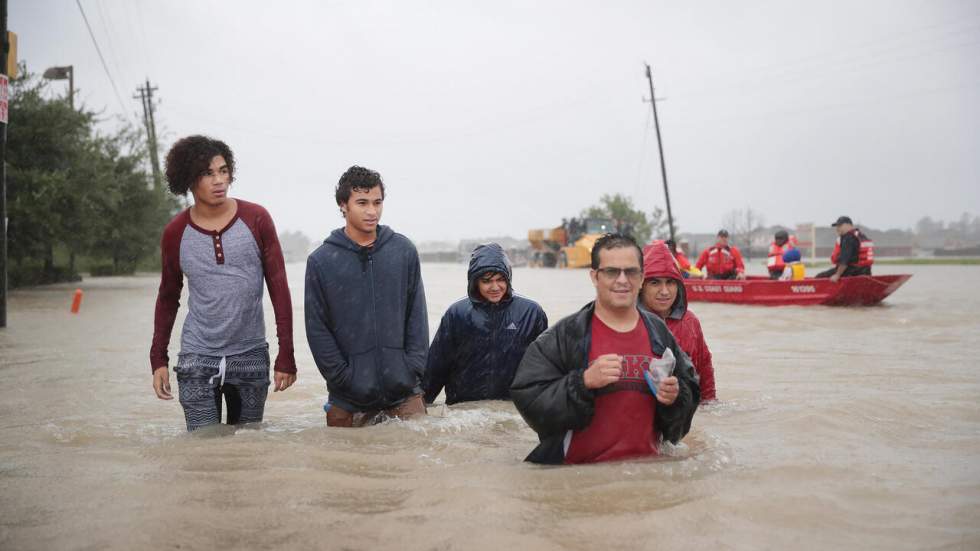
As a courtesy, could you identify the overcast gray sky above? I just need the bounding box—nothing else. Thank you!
[14,0,980,242]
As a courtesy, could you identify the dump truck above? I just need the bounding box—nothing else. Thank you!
[528,217,616,268]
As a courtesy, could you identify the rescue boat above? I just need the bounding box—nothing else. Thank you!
[683,274,911,306]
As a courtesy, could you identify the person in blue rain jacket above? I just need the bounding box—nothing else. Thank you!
[305,166,429,425]
[423,243,548,405]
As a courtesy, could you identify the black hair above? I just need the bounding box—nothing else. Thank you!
[335,165,385,215]
[591,233,643,269]
[164,135,235,196]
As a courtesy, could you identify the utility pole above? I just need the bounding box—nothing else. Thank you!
[644,63,675,243]
[134,79,162,191]
[1,0,8,328]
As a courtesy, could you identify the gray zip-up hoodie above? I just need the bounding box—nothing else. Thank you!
[305,225,428,412]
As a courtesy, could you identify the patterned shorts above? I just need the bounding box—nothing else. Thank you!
[174,346,271,431]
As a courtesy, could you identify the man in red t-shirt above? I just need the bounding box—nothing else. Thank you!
[512,234,700,464]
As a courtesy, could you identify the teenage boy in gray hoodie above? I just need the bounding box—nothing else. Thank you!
[305,166,429,426]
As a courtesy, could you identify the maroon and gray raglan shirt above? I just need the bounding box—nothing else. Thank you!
[149,199,296,374]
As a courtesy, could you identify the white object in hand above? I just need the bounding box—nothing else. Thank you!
[648,348,675,386]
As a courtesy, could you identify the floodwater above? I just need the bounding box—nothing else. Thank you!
[1,262,978,550]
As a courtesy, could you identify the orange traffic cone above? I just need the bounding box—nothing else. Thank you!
[70,289,83,314]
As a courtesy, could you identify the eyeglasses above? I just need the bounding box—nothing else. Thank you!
[595,267,643,280]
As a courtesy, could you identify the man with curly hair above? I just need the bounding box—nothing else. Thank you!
[149,135,296,431]
[305,166,429,426]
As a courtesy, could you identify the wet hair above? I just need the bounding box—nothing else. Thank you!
[591,233,643,270]
[335,165,385,214]
[164,135,235,196]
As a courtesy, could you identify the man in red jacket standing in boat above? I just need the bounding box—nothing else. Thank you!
[642,241,717,402]
[816,216,874,282]
[696,229,746,280]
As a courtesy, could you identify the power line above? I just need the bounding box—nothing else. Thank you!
[673,16,980,99]
[122,1,151,74]
[94,0,128,89]
[680,77,980,128]
[75,0,129,120]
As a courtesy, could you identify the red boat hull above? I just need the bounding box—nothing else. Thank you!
[683,274,912,306]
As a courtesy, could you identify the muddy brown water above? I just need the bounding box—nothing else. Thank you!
[1,263,978,550]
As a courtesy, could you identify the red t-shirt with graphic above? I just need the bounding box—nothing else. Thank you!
[564,314,659,464]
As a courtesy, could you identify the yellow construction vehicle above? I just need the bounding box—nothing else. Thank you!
[528,218,616,268]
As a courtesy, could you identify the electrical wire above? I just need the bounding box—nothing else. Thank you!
[94,0,128,92]
[122,0,151,76]
[75,0,130,121]
[673,15,980,99]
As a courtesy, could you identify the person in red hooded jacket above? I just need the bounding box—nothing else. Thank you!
[641,241,717,401]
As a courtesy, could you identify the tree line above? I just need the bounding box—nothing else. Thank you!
[581,193,674,245]
[6,69,178,287]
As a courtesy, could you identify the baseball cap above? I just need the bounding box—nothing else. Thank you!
[831,216,853,227]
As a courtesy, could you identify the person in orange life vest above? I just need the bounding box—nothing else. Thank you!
[816,216,874,282]
[695,229,746,280]
[767,229,795,280]
[664,239,692,278]
[641,241,717,401]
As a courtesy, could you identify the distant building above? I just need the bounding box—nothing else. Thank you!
[417,236,530,264]
[459,236,529,266]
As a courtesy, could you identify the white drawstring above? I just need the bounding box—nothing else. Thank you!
[209,356,227,387]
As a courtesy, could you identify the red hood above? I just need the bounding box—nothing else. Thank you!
[642,240,687,320]
[643,241,683,281]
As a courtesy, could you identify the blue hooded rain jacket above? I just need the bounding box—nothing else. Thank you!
[423,243,547,405]
[305,225,429,412]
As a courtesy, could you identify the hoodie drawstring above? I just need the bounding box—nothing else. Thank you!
[209,356,227,387]
[357,246,372,273]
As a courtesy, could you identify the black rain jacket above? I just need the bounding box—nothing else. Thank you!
[423,243,548,404]
[510,302,700,464]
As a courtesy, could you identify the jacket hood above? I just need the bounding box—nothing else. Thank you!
[324,224,394,251]
[467,242,513,303]
[642,240,687,320]
[323,225,396,272]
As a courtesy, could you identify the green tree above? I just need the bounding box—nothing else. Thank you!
[6,73,93,275]
[86,129,176,273]
[581,193,674,245]
[6,69,177,285]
